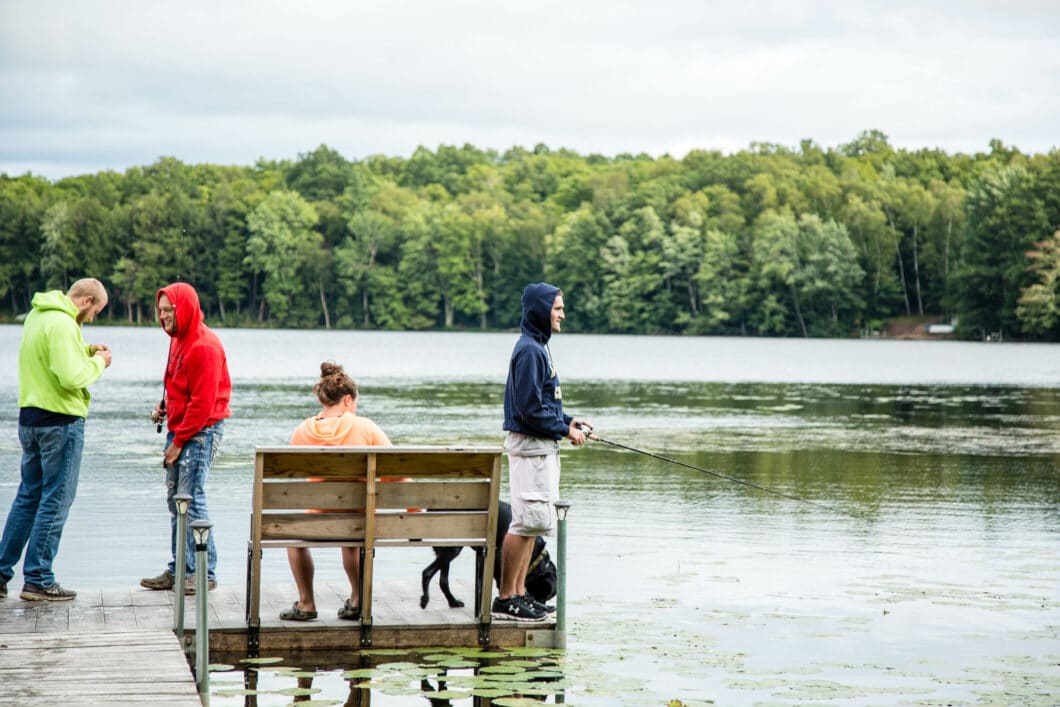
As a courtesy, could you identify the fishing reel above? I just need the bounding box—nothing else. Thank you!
[155,399,166,433]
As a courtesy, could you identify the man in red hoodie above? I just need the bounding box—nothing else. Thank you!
[141,283,231,594]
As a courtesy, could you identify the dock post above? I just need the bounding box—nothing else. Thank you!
[172,493,192,639]
[190,519,213,704]
[554,500,572,649]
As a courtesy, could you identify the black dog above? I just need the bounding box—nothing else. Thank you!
[421,500,557,609]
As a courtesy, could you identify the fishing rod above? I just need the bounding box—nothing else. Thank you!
[580,426,861,519]
[155,226,186,435]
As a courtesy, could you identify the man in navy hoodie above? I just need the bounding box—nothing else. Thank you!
[495,282,592,621]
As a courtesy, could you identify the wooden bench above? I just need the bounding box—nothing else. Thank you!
[246,445,503,646]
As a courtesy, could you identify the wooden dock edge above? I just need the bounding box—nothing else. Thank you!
[204,621,557,653]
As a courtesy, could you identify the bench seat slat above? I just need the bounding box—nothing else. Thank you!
[261,513,365,541]
[374,511,489,540]
[375,480,490,509]
[262,481,367,510]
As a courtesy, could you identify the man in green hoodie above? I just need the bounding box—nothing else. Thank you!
[0,278,112,601]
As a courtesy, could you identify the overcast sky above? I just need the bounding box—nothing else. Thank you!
[2,0,1057,181]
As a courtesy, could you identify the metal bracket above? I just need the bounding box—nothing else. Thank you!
[246,626,260,653]
[478,622,491,645]
[360,622,373,647]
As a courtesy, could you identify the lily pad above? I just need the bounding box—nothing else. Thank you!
[208,663,236,672]
[239,656,286,665]
[472,688,513,698]
[432,658,481,669]
[496,659,541,668]
[376,661,422,671]
[379,685,427,697]
[421,689,472,700]
[480,664,527,674]
[276,687,322,696]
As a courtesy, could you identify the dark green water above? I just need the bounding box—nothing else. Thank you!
[0,326,1057,705]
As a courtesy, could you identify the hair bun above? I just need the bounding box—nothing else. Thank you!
[320,361,344,378]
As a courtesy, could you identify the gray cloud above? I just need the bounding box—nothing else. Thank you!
[2,0,1058,179]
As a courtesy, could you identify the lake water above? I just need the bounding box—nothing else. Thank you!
[0,325,1057,705]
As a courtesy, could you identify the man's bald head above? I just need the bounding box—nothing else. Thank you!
[67,278,108,324]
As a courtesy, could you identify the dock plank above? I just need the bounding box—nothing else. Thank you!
[0,630,200,706]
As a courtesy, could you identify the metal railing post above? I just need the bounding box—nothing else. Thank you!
[190,518,213,704]
[172,493,192,639]
[554,500,571,649]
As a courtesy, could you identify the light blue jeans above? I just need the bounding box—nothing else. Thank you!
[165,420,222,581]
[0,420,85,587]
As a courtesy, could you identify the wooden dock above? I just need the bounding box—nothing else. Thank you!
[1,578,555,655]
[0,630,201,706]
[237,578,556,653]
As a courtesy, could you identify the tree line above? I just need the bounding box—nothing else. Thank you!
[1,130,1058,340]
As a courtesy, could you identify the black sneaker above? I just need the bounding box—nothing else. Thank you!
[491,594,547,622]
[523,593,556,614]
[21,582,76,601]
[0,580,7,598]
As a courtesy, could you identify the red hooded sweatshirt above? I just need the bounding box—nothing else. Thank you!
[158,283,232,448]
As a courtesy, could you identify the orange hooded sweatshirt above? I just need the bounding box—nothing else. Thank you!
[289,412,391,447]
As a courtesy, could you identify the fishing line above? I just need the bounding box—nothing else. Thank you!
[581,427,861,519]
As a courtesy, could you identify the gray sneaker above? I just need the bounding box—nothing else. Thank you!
[21,582,76,601]
[140,571,175,590]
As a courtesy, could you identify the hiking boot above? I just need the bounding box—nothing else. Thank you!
[524,592,556,614]
[21,582,76,601]
[140,571,176,590]
[491,594,546,622]
[184,575,217,595]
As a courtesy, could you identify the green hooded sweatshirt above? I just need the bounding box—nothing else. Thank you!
[18,290,106,418]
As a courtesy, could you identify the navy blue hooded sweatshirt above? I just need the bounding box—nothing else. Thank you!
[503,282,573,440]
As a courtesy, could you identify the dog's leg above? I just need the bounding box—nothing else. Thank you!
[421,557,443,609]
[438,546,468,610]
[439,555,465,608]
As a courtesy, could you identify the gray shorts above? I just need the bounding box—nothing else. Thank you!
[505,432,560,537]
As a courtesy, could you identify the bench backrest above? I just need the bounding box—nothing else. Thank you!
[246,445,503,632]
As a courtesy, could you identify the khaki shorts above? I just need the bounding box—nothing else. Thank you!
[506,432,560,537]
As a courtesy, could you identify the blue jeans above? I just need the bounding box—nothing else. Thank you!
[165,420,222,581]
[0,420,85,587]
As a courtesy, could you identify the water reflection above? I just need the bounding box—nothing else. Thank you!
[210,648,570,706]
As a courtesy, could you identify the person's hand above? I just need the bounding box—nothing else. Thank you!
[568,419,592,446]
[164,443,182,468]
[92,344,113,368]
[151,404,166,424]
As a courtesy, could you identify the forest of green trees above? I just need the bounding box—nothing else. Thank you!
[1,131,1058,340]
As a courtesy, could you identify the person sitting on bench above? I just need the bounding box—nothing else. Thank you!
[279,361,390,622]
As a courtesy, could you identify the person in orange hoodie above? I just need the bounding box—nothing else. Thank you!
[141,282,231,595]
[279,361,390,621]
